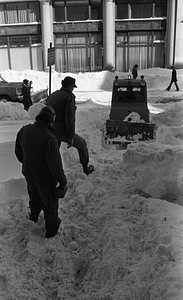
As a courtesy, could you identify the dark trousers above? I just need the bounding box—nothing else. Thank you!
[58,133,89,166]
[27,179,60,234]
[166,80,179,91]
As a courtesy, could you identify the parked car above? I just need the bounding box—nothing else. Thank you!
[0,74,23,102]
[0,74,48,104]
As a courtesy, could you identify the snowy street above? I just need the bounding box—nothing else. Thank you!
[0,69,183,299]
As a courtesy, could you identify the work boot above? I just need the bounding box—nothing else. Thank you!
[82,164,94,175]
[45,217,61,238]
[29,214,38,223]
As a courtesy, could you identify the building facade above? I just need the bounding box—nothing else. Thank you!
[0,0,182,73]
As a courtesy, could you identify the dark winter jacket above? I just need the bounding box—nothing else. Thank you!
[22,85,32,110]
[15,120,67,186]
[46,87,76,141]
[132,67,138,79]
[171,69,177,82]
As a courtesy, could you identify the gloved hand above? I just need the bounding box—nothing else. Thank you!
[55,184,68,198]
[67,139,74,148]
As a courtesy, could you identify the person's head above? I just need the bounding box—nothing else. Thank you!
[61,76,77,92]
[134,64,139,69]
[35,106,56,126]
[23,79,29,86]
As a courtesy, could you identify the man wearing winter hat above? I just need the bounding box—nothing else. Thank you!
[46,76,94,175]
[15,106,68,238]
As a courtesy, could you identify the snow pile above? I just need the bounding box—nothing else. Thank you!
[0,102,29,120]
[123,112,145,122]
[123,142,183,202]
[1,175,183,299]
[2,68,183,93]
[152,101,183,127]
[121,99,183,203]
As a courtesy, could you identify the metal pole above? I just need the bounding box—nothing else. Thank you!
[49,42,52,95]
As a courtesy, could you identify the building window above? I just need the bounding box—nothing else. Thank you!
[116,0,167,19]
[66,0,89,21]
[0,36,8,48]
[9,36,30,47]
[154,0,167,17]
[116,0,128,19]
[54,1,65,22]
[29,2,41,22]
[0,4,6,24]
[90,0,102,20]
[0,2,40,24]
[53,0,102,21]
[131,0,153,19]
[55,32,102,72]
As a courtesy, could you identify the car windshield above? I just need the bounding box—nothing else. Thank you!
[115,87,145,103]
[0,75,7,83]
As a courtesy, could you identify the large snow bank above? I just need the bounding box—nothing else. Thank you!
[2,68,183,93]
[0,102,29,120]
[123,142,183,202]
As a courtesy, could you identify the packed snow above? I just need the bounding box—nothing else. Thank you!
[0,68,183,300]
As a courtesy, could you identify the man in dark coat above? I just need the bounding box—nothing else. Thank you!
[166,66,180,91]
[46,76,94,175]
[15,106,67,238]
[132,64,138,79]
[22,79,33,111]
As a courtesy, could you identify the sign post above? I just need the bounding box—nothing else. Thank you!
[47,42,55,95]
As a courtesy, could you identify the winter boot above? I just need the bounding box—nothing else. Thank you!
[45,217,61,238]
[82,164,94,175]
[29,214,39,223]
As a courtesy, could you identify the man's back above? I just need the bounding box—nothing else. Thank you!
[15,120,64,183]
[172,69,177,82]
[47,88,76,140]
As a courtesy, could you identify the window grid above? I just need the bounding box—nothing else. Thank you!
[116,0,167,19]
[53,0,102,22]
[0,2,40,25]
[0,35,41,47]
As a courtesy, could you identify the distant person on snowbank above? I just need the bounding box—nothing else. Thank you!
[166,66,180,91]
[15,106,68,238]
[132,64,139,79]
[22,79,33,111]
[46,76,94,175]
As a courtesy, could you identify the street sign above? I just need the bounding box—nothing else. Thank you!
[47,47,55,66]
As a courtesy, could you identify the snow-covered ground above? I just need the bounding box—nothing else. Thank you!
[0,68,183,299]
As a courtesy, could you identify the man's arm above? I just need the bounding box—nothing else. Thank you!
[45,137,67,187]
[14,130,23,163]
[64,96,75,139]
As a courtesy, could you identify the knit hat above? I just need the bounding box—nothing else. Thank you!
[36,106,56,123]
[62,76,77,88]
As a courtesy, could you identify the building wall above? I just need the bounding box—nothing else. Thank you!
[174,0,183,67]
[0,1,42,71]
[0,0,182,72]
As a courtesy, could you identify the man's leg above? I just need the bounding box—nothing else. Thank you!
[175,82,180,91]
[166,81,173,91]
[57,140,62,148]
[27,181,42,223]
[37,182,61,238]
[73,134,94,175]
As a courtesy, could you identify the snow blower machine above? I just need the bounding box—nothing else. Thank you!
[104,75,155,149]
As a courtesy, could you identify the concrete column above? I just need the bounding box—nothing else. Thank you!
[40,0,54,71]
[103,0,115,71]
[165,0,176,67]
[174,0,183,67]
